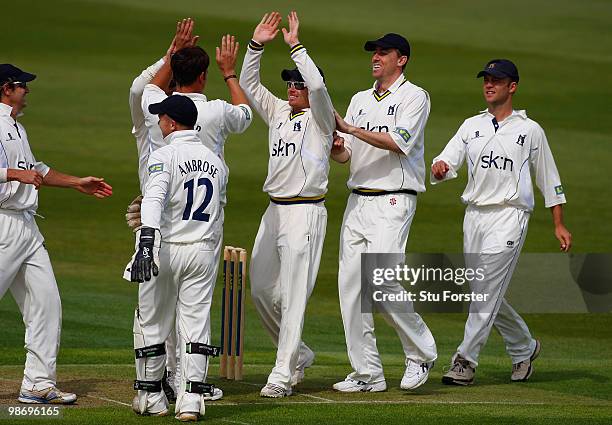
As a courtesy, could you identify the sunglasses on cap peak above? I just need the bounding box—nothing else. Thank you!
[286,81,307,90]
[4,81,27,89]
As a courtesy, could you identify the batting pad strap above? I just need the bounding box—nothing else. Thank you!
[135,343,166,359]
[186,342,221,357]
[185,381,214,395]
[134,380,162,392]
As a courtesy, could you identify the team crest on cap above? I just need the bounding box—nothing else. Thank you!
[488,63,496,68]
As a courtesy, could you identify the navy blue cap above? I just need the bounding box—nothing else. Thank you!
[364,33,410,57]
[281,67,325,83]
[477,59,519,82]
[148,95,198,128]
[0,64,36,85]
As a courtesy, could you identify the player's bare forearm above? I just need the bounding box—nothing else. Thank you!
[550,204,572,252]
[347,126,402,153]
[225,78,249,105]
[335,111,402,154]
[43,169,113,198]
[42,169,80,188]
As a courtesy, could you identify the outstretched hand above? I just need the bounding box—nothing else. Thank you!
[282,11,300,46]
[173,18,199,53]
[216,34,239,76]
[253,12,282,45]
[75,177,113,198]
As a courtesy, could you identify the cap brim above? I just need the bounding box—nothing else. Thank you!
[281,69,303,82]
[18,71,36,83]
[148,102,165,115]
[364,40,409,56]
[477,69,510,79]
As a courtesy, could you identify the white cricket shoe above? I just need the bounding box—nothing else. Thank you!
[291,350,315,386]
[203,387,223,401]
[401,360,433,390]
[260,383,292,398]
[511,339,541,382]
[18,386,77,404]
[332,378,386,393]
[175,412,199,422]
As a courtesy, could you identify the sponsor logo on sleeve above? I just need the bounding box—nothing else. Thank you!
[555,185,564,195]
[239,105,251,120]
[148,163,164,174]
[393,127,411,143]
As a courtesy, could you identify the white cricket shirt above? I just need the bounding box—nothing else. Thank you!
[141,130,227,243]
[0,103,50,213]
[343,74,430,192]
[135,66,252,192]
[240,42,335,198]
[431,109,566,211]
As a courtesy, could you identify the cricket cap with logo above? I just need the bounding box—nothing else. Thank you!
[148,95,198,128]
[477,59,519,82]
[364,33,411,57]
[0,64,36,85]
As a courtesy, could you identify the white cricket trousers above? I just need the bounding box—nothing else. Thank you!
[0,210,61,391]
[133,239,218,415]
[250,202,327,390]
[338,193,437,383]
[456,205,537,367]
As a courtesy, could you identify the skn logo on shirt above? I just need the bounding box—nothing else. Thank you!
[480,150,514,171]
[360,122,389,133]
[272,139,296,157]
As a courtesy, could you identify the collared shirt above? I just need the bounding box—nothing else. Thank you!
[431,109,566,211]
[342,74,430,192]
[240,42,335,198]
[135,74,252,192]
[0,103,50,213]
[141,129,227,243]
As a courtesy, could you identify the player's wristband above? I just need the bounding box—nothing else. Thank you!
[248,40,264,51]
[223,74,238,82]
[290,43,305,55]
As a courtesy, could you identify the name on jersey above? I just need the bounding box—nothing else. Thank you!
[272,139,296,157]
[360,122,389,133]
[480,150,513,171]
[178,159,219,179]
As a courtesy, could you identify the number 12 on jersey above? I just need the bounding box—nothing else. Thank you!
[182,177,213,222]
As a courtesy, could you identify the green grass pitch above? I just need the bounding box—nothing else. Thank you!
[1,0,611,423]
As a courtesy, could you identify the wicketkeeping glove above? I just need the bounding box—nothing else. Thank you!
[126,195,143,232]
[131,227,159,282]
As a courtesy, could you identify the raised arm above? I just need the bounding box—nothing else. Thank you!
[282,11,335,135]
[129,30,176,130]
[150,18,199,92]
[215,34,253,134]
[239,12,284,125]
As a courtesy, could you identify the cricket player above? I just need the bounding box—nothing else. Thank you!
[431,59,572,385]
[126,19,252,401]
[331,33,437,392]
[240,11,334,397]
[0,64,112,404]
[130,95,227,421]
